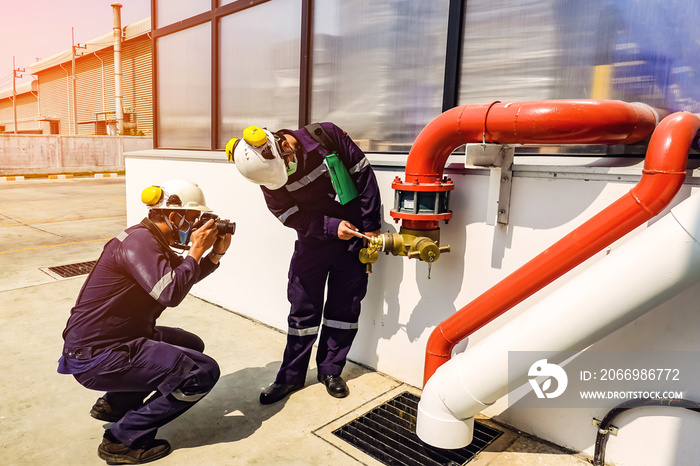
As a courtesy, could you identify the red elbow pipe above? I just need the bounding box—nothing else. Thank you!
[423,110,700,386]
[406,100,658,186]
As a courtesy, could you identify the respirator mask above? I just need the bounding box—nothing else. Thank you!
[273,130,298,176]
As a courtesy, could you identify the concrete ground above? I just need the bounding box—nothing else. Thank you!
[0,176,592,465]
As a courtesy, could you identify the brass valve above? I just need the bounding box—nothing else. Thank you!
[368,228,450,262]
[359,246,379,273]
[358,228,450,277]
[407,238,445,263]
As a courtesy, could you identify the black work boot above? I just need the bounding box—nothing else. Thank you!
[259,382,304,405]
[318,374,349,398]
[97,430,171,464]
[90,397,128,423]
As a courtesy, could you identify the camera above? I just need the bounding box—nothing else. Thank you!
[195,212,236,236]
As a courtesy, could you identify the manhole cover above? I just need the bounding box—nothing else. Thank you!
[47,260,97,278]
[333,392,502,465]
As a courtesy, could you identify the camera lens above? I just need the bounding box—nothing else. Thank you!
[215,220,236,235]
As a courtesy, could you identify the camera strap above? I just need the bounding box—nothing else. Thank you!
[140,217,184,253]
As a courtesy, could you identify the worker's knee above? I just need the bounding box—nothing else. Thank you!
[153,326,206,352]
[172,355,220,402]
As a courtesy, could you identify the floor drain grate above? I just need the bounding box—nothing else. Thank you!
[333,392,502,466]
[47,260,97,278]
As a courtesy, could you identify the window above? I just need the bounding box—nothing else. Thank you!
[311,0,449,152]
[155,0,209,28]
[156,22,211,149]
[152,0,700,152]
[458,0,700,112]
[218,0,301,148]
[459,0,559,104]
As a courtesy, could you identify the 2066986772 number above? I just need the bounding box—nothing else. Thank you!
[599,368,680,381]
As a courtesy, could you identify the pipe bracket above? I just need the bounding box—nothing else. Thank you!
[592,418,619,436]
[465,143,515,225]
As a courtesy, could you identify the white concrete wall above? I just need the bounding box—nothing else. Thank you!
[126,150,700,466]
[0,135,152,175]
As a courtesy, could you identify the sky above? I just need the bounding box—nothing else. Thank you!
[0,0,151,89]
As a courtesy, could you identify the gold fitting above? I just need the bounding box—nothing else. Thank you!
[359,247,379,264]
[416,240,441,262]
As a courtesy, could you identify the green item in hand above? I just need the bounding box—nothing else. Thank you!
[324,153,358,205]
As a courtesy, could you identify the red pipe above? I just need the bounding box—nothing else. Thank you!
[406,100,657,188]
[421,108,700,386]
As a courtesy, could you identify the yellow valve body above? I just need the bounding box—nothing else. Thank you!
[369,228,449,263]
[359,248,379,264]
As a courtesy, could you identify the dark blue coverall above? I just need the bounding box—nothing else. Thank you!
[261,122,381,385]
[58,219,220,448]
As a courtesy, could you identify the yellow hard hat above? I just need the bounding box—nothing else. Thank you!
[243,126,268,147]
[141,180,212,212]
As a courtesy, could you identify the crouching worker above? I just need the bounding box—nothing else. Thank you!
[57,179,231,464]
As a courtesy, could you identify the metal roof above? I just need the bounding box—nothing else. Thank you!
[0,80,38,99]
[28,17,151,75]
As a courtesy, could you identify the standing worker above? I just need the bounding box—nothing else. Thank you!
[227,122,381,404]
[58,179,232,464]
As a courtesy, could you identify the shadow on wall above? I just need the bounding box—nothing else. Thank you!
[357,199,468,369]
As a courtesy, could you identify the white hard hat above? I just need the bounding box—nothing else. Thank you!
[141,179,212,212]
[230,126,288,190]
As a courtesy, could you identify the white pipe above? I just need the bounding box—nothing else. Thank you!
[92,51,106,112]
[112,3,124,135]
[417,191,700,449]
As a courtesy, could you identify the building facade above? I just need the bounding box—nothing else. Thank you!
[0,81,40,133]
[0,18,152,136]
